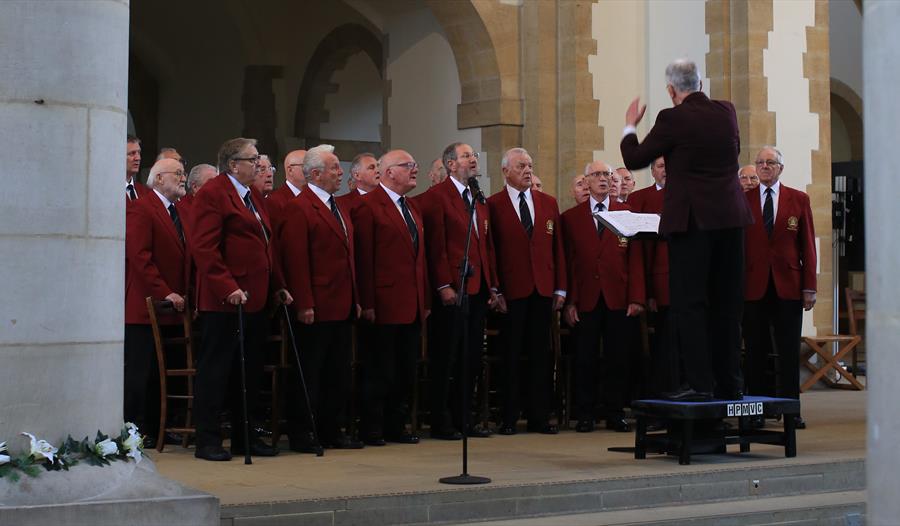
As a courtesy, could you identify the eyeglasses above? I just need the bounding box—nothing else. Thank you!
[587,170,615,177]
[158,170,186,178]
[458,152,479,160]
[256,165,276,174]
[386,161,418,171]
[233,155,261,164]
[755,160,781,168]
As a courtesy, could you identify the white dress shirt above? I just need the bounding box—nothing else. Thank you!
[506,184,534,224]
[759,179,781,218]
[589,194,611,231]
[285,180,303,197]
[308,182,346,231]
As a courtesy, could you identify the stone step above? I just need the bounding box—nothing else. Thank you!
[458,490,865,526]
[221,458,864,526]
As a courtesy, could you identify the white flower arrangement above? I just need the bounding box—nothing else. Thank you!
[0,424,146,482]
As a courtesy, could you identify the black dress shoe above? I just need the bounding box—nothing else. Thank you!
[467,424,492,438]
[385,431,420,444]
[527,423,559,435]
[663,388,714,402]
[498,424,517,435]
[715,390,743,401]
[430,428,463,440]
[231,438,279,457]
[195,445,232,461]
[793,416,807,430]
[575,420,595,433]
[363,433,387,446]
[605,416,632,433]
[288,433,325,455]
[322,434,365,449]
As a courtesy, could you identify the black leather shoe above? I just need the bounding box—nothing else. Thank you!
[322,434,365,449]
[715,390,743,401]
[385,431,420,444]
[527,422,559,435]
[430,428,463,440]
[231,438,279,457]
[793,416,807,430]
[288,432,324,455]
[575,420,595,433]
[663,388,714,402]
[467,424,492,438]
[363,433,387,446]
[498,424,517,435]
[195,445,232,461]
[605,416,632,433]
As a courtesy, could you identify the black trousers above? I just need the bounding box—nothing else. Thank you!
[288,319,352,442]
[428,288,489,431]
[668,226,745,396]
[499,293,553,426]
[647,306,680,396]
[573,295,629,421]
[743,277,803,400]
[193,310,268,448]
[360,321,421,436]
[124,324,160,438]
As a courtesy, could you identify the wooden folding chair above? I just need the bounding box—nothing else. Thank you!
[844,287,866,375]
[800,335,863,392]
[146,297,197,452]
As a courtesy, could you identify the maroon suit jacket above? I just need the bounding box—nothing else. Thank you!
[125,192,190,325]
[337,189,365,219]
[620,92,752,235]
[279,186,357,322]
[265,184,301,229]
[744,184,817,301]
[419,177,498,296]
[353,186,429,324]
[487,188,566,301]
[628,184,670,306]
[190,173,281,313]
[561,199,645,312]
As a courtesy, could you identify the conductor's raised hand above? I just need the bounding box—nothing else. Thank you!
[625,97,647,127]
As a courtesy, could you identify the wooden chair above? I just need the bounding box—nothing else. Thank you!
[145,297,196,452]
[844,287,866,375]
[800,334,863,391]
[260,314,290,447]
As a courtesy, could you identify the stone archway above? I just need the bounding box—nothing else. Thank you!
[830,77,864,161]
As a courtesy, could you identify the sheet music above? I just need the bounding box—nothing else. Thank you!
[594,210,660,238]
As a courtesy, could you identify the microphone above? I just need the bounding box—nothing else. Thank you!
[467,176,486,205]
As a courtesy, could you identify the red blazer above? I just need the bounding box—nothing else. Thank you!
[125,193,190,325]
[265,184,300,230]
[337,189,365,219]
[352,186,429,324]
[561,199,645,312]
[620,92,753,235]
[487,188,566,301]
[419,177,498,295]
[127,181,151,202]
[190,173,281,313]
[628,184,670,306]
[279,186,357,322]
[744,184,817,301]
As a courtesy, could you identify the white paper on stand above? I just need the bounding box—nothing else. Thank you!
[593,210,660,238]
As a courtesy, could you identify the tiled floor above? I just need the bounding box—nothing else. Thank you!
[153,389,865,506]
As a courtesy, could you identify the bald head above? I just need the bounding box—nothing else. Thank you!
[283,149,307,189]
[428,157,447,187]
[379,149,418,195]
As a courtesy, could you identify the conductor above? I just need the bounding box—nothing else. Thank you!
[620,59,753,402]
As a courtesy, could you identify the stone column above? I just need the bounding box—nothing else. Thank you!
[0,0,129,447]
[864,1,900,522]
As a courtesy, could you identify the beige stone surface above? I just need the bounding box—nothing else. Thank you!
[155,390,864,507]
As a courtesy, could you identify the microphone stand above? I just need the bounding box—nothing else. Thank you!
[440,177,491,485]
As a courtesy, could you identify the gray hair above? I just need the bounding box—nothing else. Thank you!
[501,147,529,169]
[441,142,465,173]
[350,152,375,175]
[303,144,336,180]
[583,163,593,176]
[665,59,701,93]
[188,163,216,190]
[759,145,784,165]
[147,161,169,190]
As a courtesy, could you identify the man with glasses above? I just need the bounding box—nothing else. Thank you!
[124,158,190,448]
[561,160,645,433]
[126,135,149,201]
[252,154,276,198]
[739,164,761,192]
[279,144,364,452]
[190,137,292,461]
[742,146,816,429]
[352,149,428,446]
[620,59,752,402]
[420,142,504,439]
[487,148,566,435]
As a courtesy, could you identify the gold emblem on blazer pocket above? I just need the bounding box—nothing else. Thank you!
[546,219,554,234]
[787,216,799,231]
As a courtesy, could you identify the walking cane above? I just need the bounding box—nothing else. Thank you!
[280,297,325,457]
[236,301,253,465]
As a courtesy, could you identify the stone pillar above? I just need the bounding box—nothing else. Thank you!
[0,2,216,523]
[0,0,129,447]
[521,0,558,197]
[864,1,900,522]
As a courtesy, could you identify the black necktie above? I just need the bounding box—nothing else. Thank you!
[519,192,533,237]
[462,188,472,210]
[763,187,774,237]
[167,204,185,244]
[595,202,605,237]
[398,196,419,253]
[243,192,269,243]
[127,184,137,201]
[328,196,346,236]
